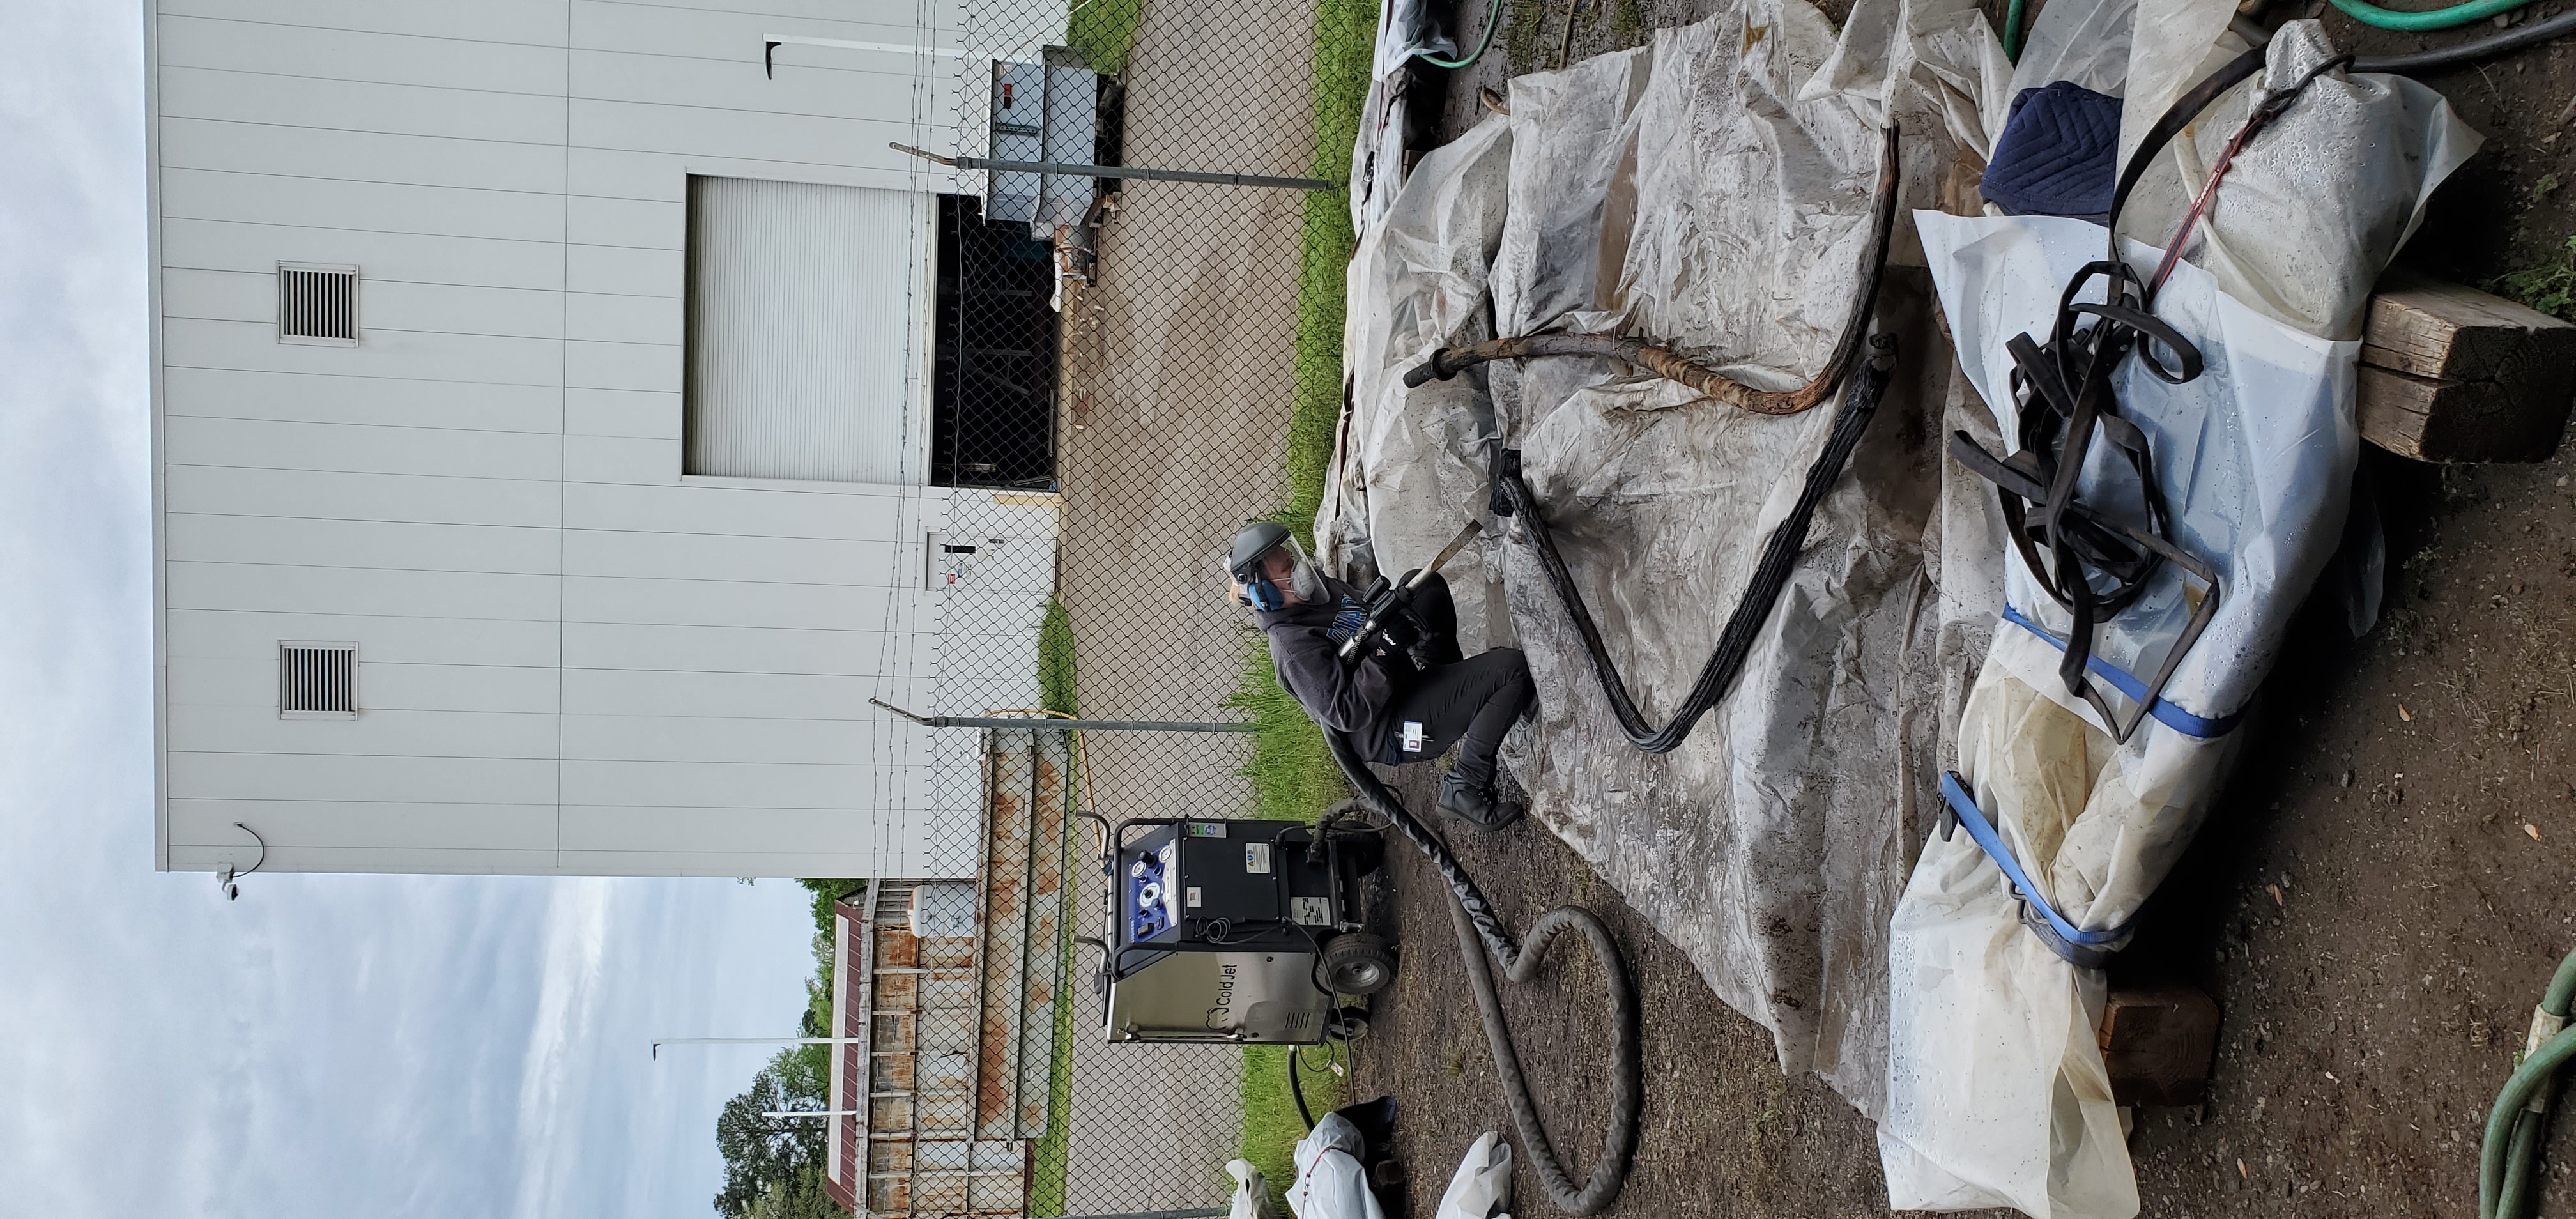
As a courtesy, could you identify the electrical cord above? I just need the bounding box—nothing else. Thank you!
[1413,0,1504,69]
[1322,730,1641,1216]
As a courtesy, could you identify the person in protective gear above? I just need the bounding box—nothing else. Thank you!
[1227,521,1534,831]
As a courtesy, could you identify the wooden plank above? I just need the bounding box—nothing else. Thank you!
[2098,986,2220,1108]
[2358,272,2576,463]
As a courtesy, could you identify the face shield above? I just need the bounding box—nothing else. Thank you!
[1227,523,1326,611]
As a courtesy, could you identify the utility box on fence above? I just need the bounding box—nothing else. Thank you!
[824,728,1075,1217]
[986,50,1099,239]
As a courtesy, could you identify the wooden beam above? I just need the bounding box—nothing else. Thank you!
[2358,272,2576,463]
[2099,985,2220,1108]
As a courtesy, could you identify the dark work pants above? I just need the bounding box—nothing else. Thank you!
[1379,574,1534,790]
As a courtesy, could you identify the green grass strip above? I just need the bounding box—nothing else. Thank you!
[1228,0,1378,1205]
[1066,0,1142,74]
[1029,600,1082,1216]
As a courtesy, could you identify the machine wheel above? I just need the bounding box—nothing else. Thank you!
[1326,1006,1372,1041]
[1317,932,1398,996]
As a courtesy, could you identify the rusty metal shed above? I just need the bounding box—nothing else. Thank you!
[824,727,1075,1216]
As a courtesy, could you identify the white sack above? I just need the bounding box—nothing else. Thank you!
[1431,1131,1513,1219]
[1228,1158,1282,1219]
[1884,34,2473,1209]
[1285,1113,1386,1219]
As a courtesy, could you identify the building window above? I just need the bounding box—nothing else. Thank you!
[277,263,359,346]
[278,642,358,719]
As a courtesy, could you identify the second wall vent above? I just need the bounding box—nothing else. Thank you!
[279,641,359,719]
[278,263,359,346]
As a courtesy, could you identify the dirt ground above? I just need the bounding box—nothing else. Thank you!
[1336,3,2576,1217]
[1045,0,1319,1209]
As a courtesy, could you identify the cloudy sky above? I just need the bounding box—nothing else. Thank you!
[0,3,818,1215]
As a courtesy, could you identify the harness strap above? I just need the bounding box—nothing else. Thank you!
[1936,771,2136,969]
[1999,605,2244,739]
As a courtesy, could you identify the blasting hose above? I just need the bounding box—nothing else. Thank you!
[1491,334,1899,754]
[1402,125,1901,418]
[1323,730,1642,1216]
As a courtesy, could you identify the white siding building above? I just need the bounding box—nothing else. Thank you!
[146,0,1067,878]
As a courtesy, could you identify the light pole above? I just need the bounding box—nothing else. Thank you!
[650,1036,861,1061]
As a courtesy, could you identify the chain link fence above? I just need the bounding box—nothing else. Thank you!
[890,0,1362,1213]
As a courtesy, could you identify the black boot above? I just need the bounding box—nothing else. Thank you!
[1437,774,1523,832]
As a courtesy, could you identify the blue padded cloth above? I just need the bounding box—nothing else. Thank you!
[1979,81,2124,222]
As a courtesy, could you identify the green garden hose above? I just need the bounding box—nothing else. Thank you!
[2329,0,2536,30]
[2004,0,2028,61]
[1414,0,1504,69]
[2482,946,2576,1218]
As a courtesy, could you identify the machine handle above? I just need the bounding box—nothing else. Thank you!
[1334,520,1483,659]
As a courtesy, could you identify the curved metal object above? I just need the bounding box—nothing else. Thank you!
[1402,123,1903,415]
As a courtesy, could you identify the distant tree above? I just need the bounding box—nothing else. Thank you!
[740,1163,848,1219]
[717,880,868,1217]
[712,1058,829,1216]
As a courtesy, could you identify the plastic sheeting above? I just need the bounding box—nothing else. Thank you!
[1877,20,2476,1219]
[1321,0,2002,1116]
[1430,1131,1513,1219]
[1227,1158,1282,1219]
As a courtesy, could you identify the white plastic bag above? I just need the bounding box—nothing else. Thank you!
[1284,1113,1387,1219]
[1227,1158,1282,1219]
[1431,1132,1512,1219]
[1883,206,2355,1219]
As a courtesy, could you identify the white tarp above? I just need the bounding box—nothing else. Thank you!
[1322,0,2002,1115]
[1877,19,2476,1218]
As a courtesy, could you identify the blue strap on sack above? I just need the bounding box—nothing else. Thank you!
[1936,770,2136,968]
[2000,604,2243,739]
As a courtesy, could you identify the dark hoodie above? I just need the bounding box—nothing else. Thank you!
[1250,574,1406,757]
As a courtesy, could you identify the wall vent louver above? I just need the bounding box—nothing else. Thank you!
[278,642,358,719]
[277,263,359,346]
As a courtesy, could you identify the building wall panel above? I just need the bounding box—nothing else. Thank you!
[165,514,563,576]
[561,714,905,765]
[565,239,680,296]
[165,415,565,482]
[560,621,903,677]
[163,317,567,387]
[169,705,562,759]
[165,607,564,667]
[158,0,572,47]
[155,13,572,94]
[160,117,572,195]
[166,464,565,528]
[563,528,900,586]
[170,748,559,805]
[166,561,563,622]
[562,575,898,631]
[565,293,678,346]
[160,217,571,291]
[560,667,882,721]
[564,388,679,440]
[159,165,567,244]
[156,66,569,145]
[167,797,561,852]
[565,480,929,540]
[167,655,564,716]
